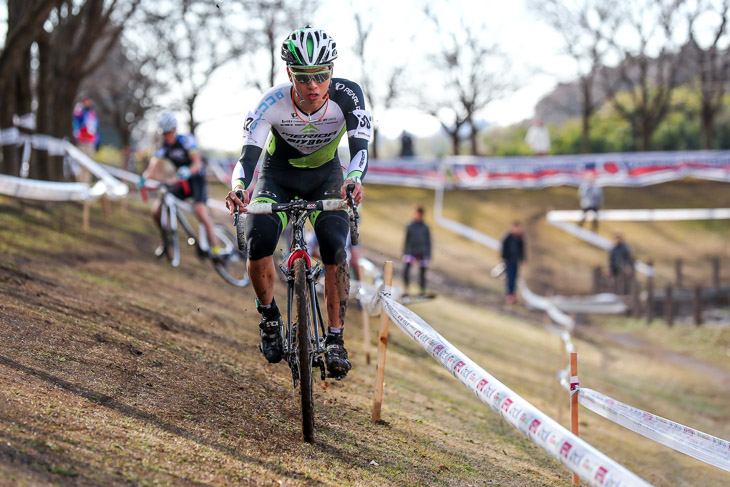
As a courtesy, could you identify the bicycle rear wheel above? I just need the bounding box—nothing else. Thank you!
[212,225,250,287]
[293,257,315,442]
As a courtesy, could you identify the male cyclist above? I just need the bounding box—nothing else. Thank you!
[142,112,220,257]
[225,26,370,379]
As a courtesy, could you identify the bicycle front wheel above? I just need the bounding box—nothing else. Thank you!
[212,225,250,287]
[161,204,180,267]
[294,257,315,442]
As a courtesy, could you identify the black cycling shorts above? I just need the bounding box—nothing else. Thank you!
[169,173,208,204]
[245,157,348,265]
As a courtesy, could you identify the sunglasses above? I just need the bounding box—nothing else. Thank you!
[290,67,332,84]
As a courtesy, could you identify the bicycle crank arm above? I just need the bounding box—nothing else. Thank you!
[315,356,326,381]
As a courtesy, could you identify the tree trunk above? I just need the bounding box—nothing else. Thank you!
[700,100,715,150]
[1,0,33,176]
[469,124,479,156]
[187,94,197,138]
[35,35,51,181]
[36,34,78,181]
[451,131,460,156]
[581,80,592,153]
[0,85,18,175]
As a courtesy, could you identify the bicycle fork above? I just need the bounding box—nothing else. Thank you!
[282,261,328,387]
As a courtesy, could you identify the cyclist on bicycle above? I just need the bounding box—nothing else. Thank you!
[225,26,369,379]
[142,112,220,257]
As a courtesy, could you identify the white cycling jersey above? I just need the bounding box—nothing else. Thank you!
[232,78,371,190]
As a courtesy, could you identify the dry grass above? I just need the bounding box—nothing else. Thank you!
[1,178,729,487]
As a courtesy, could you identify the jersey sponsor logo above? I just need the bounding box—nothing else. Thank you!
[286,130,338,140]
[300,123,320,134]
[350,149,367,172]
[334,82,361,108]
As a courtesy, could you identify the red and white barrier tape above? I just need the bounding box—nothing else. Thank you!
[578,387,730,473]
[380,289,653,487]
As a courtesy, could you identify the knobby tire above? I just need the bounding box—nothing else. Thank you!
[212,225,250,287]
[294,258,315,442]
[163,205,180,267]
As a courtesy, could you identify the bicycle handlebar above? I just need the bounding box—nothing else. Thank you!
[244,199,349,214]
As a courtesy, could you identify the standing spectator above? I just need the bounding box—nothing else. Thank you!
[402,205,431,295]
[609,233,633,277]
[72,95,99,158]
[525,118,550,156]
[399,130,415,158]
[578,172,603,231]
[609,233,634,294]
[501,221,526,303]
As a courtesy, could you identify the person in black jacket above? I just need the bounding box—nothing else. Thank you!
[402,205,431,295]
[501,221,525,303]
[609,233,633,276]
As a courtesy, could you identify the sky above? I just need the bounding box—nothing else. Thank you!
[192,0,575,153]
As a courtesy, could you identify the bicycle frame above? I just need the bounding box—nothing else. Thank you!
[160,188,211,254]
[280,207,328,385]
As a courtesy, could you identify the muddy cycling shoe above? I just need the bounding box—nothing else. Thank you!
[324,333,351,380]
[259,318,283,363]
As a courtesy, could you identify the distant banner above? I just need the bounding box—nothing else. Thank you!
[447,151,730,189]
[364,159,444,188]
[205,151,730,191]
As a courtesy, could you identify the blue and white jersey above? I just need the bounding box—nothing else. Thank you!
[155,134,198,169]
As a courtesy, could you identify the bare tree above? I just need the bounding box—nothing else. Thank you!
[81,39,163,170]
[241,0,320,93]
[531,0,621,152]
[32,0,141,180]
[0,0,58,175]
[352,11,405,160]
[139,1,249,138]
[422,8,512,156]
[605,0,687,151]
[686,0,730,149]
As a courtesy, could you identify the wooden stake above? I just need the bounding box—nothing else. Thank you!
[101,194,111,221]
[694,286,703,326]
[372,260,394,423]
[556,329,564,425]
[675,259,683,289]
[570,352,579,486]
[79,167,91,232]
[646,260,655,324]
[359,264,371,365]
[665,285,674,327]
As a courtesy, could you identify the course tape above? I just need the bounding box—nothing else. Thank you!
[0,134,128,201]
[380,294,653,487]
[547,208,730,222]
[0,174,89,201]
[577,387,730,473]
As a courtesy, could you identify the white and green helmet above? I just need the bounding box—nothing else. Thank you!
[281,26,338,66]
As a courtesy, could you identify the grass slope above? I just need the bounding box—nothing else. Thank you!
[1,179,729,487]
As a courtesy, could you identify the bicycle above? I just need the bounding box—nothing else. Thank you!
[140,179,250,287]
[233,185,359,443]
